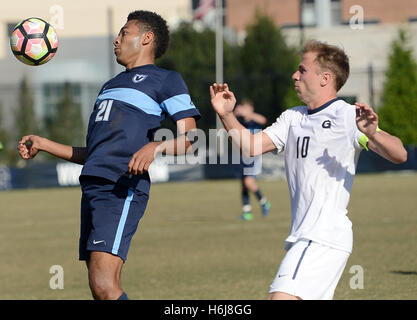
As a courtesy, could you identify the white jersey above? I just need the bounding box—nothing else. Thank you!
[264,99,365,253]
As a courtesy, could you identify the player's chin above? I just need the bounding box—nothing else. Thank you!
[114,54,124,66]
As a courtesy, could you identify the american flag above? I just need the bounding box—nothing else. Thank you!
[193,0,215,21]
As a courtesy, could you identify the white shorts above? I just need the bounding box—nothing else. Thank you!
[269,239,350,300]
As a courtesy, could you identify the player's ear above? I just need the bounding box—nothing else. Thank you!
[141,31,154,46]
[320,71,332,87]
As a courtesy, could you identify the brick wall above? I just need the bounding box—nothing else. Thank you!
[226,0,300,31]
[341,0,417,24]
[226,0,417,31]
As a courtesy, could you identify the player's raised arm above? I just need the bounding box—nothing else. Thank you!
[210,83,276,157]
[355,103,407,164]
[18,135,86,165]
[250,112,267,126]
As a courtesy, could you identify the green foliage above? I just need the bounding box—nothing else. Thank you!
[283,55,303,109]
[0,101,6,149]
[238,13,299,122]
[0,101,13,164]
[15,76,38,138]
[378,29,417,145]
[158,22,240,131]
[5,76,40,164]
[49,82,85,146]
[157,15,299,130]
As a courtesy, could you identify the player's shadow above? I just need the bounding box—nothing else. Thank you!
[315,149,354,192]
[391,270,417,276]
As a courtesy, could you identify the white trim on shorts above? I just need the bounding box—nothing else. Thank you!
[269,239,350,300]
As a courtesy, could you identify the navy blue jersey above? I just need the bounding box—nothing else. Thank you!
[237,117,263,133]
[81,64,201,194]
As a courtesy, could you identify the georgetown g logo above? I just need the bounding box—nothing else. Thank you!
[322,120,331,129]
[132,74,148,83]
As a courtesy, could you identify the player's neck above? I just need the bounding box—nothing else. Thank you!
[125,54,155,70]
[307,93,338,111]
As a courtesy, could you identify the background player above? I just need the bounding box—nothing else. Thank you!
[234,99,270,220]
[18,10,200,300]
[210,40,407,300]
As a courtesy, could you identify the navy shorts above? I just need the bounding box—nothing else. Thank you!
[240,155,262,177]
[79,176,148,262]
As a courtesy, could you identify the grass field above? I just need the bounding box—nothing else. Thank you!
[0,172,416,300]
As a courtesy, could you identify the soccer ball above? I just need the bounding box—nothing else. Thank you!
[10,17,58,66]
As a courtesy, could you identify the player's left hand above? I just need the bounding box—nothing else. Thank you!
[128,142,160,175]
[355,102,378,138]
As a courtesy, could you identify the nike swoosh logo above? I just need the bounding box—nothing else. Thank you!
[278,274,288,278]
[93,240,105,245]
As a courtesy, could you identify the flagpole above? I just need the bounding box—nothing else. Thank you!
[215,0,223,85]
[215,0,224,157]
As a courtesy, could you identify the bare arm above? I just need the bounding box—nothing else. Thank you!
[367,131,407,164]
[234,105,267,126]
[128,117,197,175]
[355,103,407,164]
[157,117,197,155]
[18,135,86,165]
[210,83,276,156]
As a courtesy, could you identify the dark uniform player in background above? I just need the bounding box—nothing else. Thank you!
[18,10,200,300]
[234,99,270,221]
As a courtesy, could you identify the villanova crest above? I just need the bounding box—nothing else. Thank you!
[132,74,148,83]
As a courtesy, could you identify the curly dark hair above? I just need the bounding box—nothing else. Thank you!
[127,10,170,59]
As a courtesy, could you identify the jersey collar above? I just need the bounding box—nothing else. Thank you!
[307,97,340,115]
[125,64,155,72]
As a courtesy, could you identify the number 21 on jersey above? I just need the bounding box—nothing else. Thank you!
[95,99,113,122]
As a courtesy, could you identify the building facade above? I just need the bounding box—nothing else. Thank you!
[0,0,192,133]
[1,0,416,136]
[226,0,417,107]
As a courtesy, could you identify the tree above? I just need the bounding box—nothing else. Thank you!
[157,15,299,130]
[157,22,240,132]
[283,54,303,109]
[378,29,417,145]
[0,101,11,164]
[0,108,19,165]
[49,82,85,146]
[15,76,38,139]
[239,12,299,123]
[7,76,40,165]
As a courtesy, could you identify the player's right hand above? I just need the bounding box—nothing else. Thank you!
[210,83,236,117]
[17,135,41,159]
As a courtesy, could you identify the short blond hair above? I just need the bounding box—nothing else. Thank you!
[302,40,350,91]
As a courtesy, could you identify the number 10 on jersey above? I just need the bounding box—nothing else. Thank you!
[95,99,113,122]
[296,136,310,158]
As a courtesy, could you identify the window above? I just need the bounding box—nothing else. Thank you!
[301,0,342,27]
[42,82,82,122]
[330,0,342,25]
[301,0,316,27]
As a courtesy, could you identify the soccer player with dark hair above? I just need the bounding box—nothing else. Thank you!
[18,10,200,300]
[210,40,407,300]
[234,98,270,220]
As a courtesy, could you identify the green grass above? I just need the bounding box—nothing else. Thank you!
[0,173,416,300]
